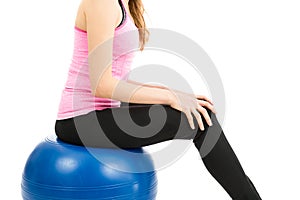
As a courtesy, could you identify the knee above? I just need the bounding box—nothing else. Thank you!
[193,107,222,137]
[201,106,218,127]
[193,109,223,150]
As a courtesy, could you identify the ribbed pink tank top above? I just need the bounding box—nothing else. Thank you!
[56,0,139,120]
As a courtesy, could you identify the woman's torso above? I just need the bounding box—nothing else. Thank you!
[56,0,139,120]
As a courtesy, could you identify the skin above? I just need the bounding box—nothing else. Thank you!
[74,0,216,130]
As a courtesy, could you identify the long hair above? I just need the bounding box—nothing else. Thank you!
[128,0,149,51]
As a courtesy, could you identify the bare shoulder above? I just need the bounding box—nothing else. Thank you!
[75,0,119,31]
[82,0,119,13]
[74,0,86,30]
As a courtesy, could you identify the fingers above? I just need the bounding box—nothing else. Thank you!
[197,105,213,128]
[191,109,204,131]
[171,92,215,130]
[185,110,195,130]
[187,107,213,131]
[198,99,216,113]
[195,95,214,105]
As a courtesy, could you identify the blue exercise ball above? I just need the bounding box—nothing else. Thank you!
[21,135,157,200]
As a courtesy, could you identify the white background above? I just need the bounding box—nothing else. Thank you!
[1,0,300,199]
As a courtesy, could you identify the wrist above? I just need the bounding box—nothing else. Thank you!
[166,89,175,105]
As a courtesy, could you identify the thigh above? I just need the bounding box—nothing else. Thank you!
[55,103,202,149]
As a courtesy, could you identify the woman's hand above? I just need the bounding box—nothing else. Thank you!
[126,80,216,110]
[168,90,216,130]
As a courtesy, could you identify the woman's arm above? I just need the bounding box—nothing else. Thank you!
[83,0,215,129]
[125,79,214,105]
[84,0,173,105]
[125,79,168,90]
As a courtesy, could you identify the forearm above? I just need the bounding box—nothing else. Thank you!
[96,77,173,105]
[125,79,194,96]
[125,79,168,90]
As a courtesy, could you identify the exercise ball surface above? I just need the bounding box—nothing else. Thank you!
[21,135,157,200]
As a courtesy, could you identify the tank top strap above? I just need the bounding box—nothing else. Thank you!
[118,0,134,24]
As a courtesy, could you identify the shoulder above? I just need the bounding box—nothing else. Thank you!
[82,0,119,13]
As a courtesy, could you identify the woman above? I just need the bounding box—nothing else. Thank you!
[54,0,262,199]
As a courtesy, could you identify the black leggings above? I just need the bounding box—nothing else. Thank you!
[55,102,262,200]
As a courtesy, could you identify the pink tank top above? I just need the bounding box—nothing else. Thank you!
[56,0,139,120]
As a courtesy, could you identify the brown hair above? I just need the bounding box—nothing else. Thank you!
[128,0,149,51]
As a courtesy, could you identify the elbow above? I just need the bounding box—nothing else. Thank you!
[90,80,108,98]
[92,85,111,99]
[91,77,118,99]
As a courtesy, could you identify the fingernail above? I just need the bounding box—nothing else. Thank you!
[192,125,195,129]
[209,121,213,126]
[201,127,205,131]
